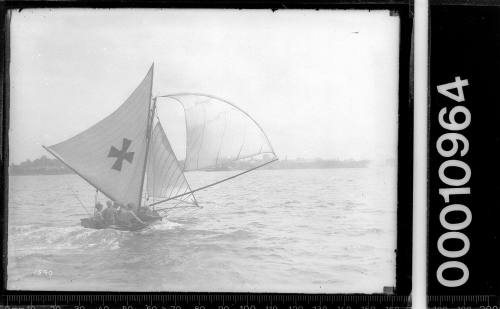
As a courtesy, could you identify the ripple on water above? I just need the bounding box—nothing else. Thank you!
[209,229,256,241]
[8,168,397,292]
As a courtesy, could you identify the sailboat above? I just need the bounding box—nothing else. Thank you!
[44,64,277,231]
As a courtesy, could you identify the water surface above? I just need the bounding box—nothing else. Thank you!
[8,167,396,292]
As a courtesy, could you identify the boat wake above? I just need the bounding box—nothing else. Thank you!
[10,225,123,252]
[148,219,183,231]
[10,219,184,254]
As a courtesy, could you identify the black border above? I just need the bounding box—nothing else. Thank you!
[427,2,500,297]
[0,0,413,300]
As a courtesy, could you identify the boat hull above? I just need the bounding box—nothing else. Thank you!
[80,214,162,232]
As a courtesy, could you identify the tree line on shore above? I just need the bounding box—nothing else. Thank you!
[9,155,371,176]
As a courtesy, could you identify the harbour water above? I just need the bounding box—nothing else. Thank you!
[7,166,396,292]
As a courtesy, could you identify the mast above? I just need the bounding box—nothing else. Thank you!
[137,64,156,208]
[138,98,156,208]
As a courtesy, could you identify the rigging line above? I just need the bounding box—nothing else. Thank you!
[166,171,184,199]
[171,174,185,199]
[148,158,278,207]
[153,197,199,208]
[67,187,92,216]
[156,199,184,215]
[186,179,199,206]
[170,195,200,207]
[181,165,199,206]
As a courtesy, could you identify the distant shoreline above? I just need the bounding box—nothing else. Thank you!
[10,166,373,176]
[9,156,381,176]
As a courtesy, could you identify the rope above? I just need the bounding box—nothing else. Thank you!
[68,187,92,217]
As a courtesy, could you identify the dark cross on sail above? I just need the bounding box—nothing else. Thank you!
[108,138,135,171]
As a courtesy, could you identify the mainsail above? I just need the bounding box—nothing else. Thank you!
[44,66,154,209]
[146,121,197,206]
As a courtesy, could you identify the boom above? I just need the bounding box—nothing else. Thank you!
[147,158,277,207]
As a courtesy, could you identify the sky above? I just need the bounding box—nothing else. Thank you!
[9,9,400,164]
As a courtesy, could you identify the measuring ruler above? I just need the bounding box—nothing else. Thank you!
[0,294,411,309]
[428,295,499,308]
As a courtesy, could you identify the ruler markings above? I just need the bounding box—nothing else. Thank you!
[0,293,425,309]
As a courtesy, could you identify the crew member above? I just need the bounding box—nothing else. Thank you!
[102,200,117,225]
[116,203,146,227]
[93,202,105,228]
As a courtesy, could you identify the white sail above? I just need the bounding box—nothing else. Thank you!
[146,121,197,206]
[45,66,154,209]
[162,94,277,172]
[142,93,277,208]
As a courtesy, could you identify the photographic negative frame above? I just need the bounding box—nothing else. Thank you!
[0,1,413,307]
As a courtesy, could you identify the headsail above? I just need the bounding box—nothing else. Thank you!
[146,121,197,207]
[45,66,154,209]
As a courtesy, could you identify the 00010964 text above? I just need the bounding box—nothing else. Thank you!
[435,76,472,288]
